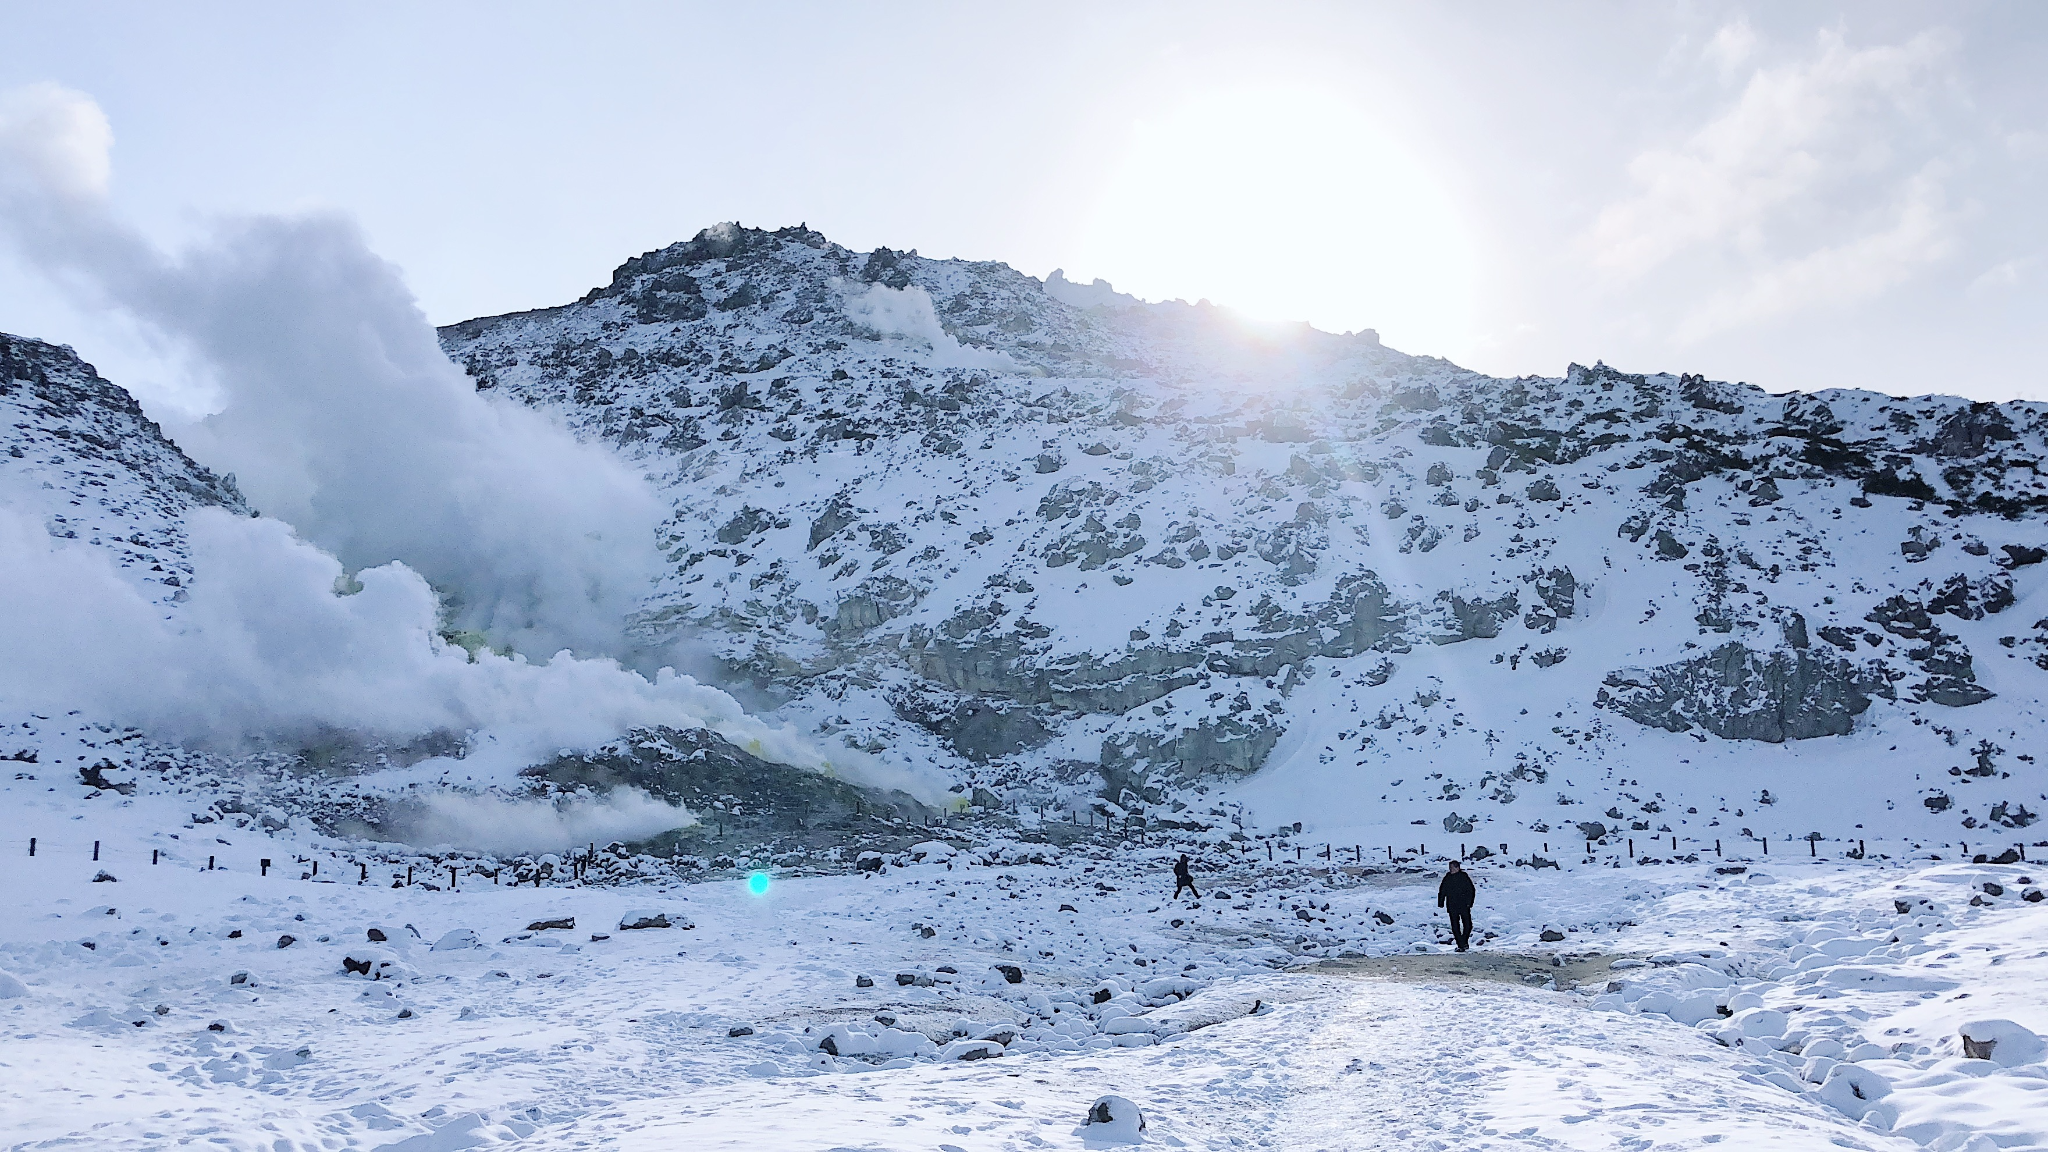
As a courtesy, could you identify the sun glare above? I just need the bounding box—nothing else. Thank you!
[1074,87,1477,360]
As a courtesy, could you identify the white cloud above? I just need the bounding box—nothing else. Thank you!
[1676,164,1955,341]
[0,83,111,201]
[0,503,944,803]
[392,787,697,856]
[0,86,663,662]
[1703,19,1759,74]
[841,281,1015,371]
[1588,28,1961,337]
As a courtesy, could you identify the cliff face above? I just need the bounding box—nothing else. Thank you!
[433,223,2046,842]
[1,333,248,605]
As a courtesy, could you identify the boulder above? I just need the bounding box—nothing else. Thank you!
[856,974,875,988]
[366,927,388,942]
[0,969,28,998]
[526,917,575,932]
[939,1039,1003,1061]
[994,963,1024,984]
[1817,1064,1892,1121]
[1960,1019,2045,1066]
[1083,1095,1147,1143]
[618,910,673,931]
[276,934,297,949]
[432,929,480,951]
[1540,928,1566,943]
[340,951,411,981]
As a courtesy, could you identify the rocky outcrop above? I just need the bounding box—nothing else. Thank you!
[1597,644,1889,742]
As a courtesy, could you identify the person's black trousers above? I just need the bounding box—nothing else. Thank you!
[1447,905,1473,949]
[1174,880,1199,899]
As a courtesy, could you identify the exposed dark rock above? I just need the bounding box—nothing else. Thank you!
[1597,643,1886,741]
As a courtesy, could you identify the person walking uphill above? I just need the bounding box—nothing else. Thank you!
[1172,853,1200,900]
[1438,860,1476,952]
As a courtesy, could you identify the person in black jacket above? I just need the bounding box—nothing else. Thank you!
[1438,860,1476,952]
[1172,854,1199,900]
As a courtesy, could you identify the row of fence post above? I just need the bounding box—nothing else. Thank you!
[1223,835,2026,868]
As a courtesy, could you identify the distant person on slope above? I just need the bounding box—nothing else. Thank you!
[1438,860,1476,952]
[1172,853,1200,901]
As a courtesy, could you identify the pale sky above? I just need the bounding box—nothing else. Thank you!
[1,1,2044,414]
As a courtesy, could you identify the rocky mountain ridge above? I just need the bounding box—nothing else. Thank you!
[435,223,2048,847]
[1,332,248,605]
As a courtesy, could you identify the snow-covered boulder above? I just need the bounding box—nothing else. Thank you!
[1630,989,1723,1026]
[620,910,689,930]
[0,969,27,998]
[431,929,480,951]
[1959,1019,2045,1066]
[1103,1015,1161,1036]
[907,841,957,863]
[1817,1063,1893,1121]
[1082,1095,1146,1143]
[938,1039,1003,1061]
[340,951,415,982]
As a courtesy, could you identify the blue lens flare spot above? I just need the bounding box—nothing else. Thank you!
[747,871,770,896]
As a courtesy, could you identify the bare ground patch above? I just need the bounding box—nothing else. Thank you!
[1313,949,1639,990]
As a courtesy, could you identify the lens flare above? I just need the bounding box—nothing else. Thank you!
[747,870,770,896]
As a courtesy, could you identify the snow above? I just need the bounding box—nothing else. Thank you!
[5,769,2046,1149]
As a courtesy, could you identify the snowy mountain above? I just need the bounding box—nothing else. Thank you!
[439,222,2047,853]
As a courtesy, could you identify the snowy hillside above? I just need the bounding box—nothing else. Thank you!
[440,223,2048,855]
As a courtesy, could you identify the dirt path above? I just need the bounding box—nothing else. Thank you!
[1313,949,1638,991]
